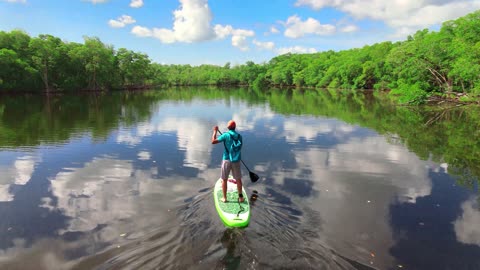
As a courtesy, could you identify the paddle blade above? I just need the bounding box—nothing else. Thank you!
[249,171,259,182]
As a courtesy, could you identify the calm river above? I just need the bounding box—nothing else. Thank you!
[0,88,479,270]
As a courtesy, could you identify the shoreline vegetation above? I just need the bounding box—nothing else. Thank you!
[1,11,480,105]
[0,88,478,189]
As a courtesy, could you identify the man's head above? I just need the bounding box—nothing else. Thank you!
[227,120,236,130]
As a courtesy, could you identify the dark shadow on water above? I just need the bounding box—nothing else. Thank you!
[218,228,243,270]
[284,177,315,197]
[249,190,258,206]
[218,190,257,269]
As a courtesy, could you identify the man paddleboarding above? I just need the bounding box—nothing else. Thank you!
[212,120,244,203]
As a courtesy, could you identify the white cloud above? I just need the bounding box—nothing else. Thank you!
[48,157,202,238]
[276,46,317,54]
[232,29,255,37]
[295,0,480,38]
[131,25,152,37]
[156,118,213,170]
[454,198,480,246]
[14,156,36,185]
[0,155,40,202]
[116,130,142,145]
[213,24,233,39]
[129,0,143,8]
[84,0,109,3]
[340,24,358,33]
[283,119,339,142]
[253,39,275,50]
[231,29,255,51]
[0,185,13,202]
[284,15,336,38]
[151,28,177,43]
[108,15,136,28]
[138,151,151,161]
[213,25,255,50]
[270,26,280,34]
[254,116,434,269]
[50,159,135,233]
[131,0,256,50]
[137,0,216,43]
[3,0,26,3]
[294,0,329,9]
[232,35,250,51]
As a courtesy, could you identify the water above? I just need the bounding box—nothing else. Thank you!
[0,88,479,270]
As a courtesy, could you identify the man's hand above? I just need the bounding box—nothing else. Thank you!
[212,126,219,144]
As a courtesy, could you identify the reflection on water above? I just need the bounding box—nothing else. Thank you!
[0,88,479,269]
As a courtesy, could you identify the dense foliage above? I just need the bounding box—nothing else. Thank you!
[0,33,154,92]
[1,11,480,102]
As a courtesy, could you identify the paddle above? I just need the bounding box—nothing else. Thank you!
[218,130,259,183]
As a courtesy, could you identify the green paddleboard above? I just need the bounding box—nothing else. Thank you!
[213,177,250,227]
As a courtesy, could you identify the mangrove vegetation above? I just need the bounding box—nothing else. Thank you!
[1,10,480,103]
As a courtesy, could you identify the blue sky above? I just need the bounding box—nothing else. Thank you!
[1,0,480,65]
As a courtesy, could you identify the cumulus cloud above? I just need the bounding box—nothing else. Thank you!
[211,25,254,50]
[14,156,36,185]
[0,155,40,202]
[277,46,317,54]
[253,39,275,50]
[252,38,317,55]
[129,0,143,8]
[156,118,214,170]
[252,37,319,55]
[454,198,480,246]
[131,0,215,43]
[0,185,13,202]
[340,24,358,33]
[213,24,233,39]
[283,119,340,142]
[284,15,336,38]
[50,158,136,233]
[232,35,250,51]
[131,0,256,50]
[232,30,255,50]
[108,15,136,28]
[131,25,152,37]
[48,157,202,238]
[294,0,480,37]
[270,26,280,34]
[261,115,434,269]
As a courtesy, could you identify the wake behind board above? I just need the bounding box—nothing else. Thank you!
[213,177,250,227]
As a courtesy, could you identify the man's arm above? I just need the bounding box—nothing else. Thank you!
[211,126,220,144]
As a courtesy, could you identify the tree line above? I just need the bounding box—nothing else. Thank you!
[1,10,479,102]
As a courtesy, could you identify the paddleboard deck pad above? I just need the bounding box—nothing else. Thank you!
[214,177,250,227]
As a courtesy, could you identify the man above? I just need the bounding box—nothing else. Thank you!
[211,120,244,203]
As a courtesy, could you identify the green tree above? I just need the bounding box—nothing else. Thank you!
[29,34,62,92]
[69,37,116,90]
[0,49,35,90]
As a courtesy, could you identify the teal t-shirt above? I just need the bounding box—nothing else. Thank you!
[218,130,242,162]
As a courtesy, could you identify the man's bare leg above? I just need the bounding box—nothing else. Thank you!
[221,179,228,202]
[236,179,244,202]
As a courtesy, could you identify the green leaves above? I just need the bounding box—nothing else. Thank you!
[2,9,480,98]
